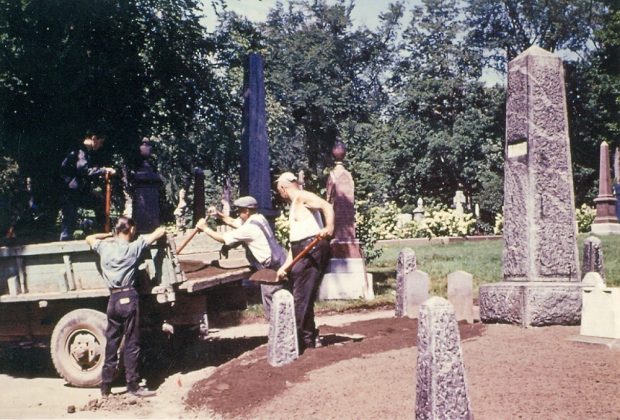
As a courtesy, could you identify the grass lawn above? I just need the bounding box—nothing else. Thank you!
[227,234,620,321]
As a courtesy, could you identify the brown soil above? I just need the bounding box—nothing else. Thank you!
[182,318,620,420]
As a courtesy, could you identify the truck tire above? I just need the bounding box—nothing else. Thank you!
[50,308,108,387]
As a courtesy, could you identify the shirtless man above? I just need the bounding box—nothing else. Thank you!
[275,172,334,352]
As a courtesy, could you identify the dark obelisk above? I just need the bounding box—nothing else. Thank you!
[479,46,582,327]
[240,53,273,214]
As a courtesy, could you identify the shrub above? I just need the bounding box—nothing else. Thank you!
[493,212,503,235]
[576,204,596,233]
[416,206,476,238]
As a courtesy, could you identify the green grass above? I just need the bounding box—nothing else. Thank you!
[229,234,620,323]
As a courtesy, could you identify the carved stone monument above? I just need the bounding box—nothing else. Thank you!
[591,141,620,234]
[416,297,473,420]
[240,53,274,216]
[453,189,466,215]
[479,46,582,327]
[318,140,374,300]
[582,236,605,280]
[173,188,189,232]
[133,138,163,233]
[267,289,299,367]
[413,198,425,221]
[395,248,416,317]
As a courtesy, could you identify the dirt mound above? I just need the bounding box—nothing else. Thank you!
[186,317,484,417]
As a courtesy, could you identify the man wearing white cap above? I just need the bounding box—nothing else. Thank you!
[275,172,334,352]
[196,196,286,320]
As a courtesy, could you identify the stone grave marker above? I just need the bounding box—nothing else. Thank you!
[320,140,374,300]
[267,289,299,367]
[240,53,273,214]
[395,248,416,317]
[448,271,474,323]
[591,141,620,234]
[582,236,605,280]
[416,296,473,420]
[581,279,620,339]
[479,46,582,327]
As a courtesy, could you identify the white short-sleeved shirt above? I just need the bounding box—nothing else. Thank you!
[222,214,272,265]
[92,237,149,289]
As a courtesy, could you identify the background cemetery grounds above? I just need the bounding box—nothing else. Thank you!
[234,233,620,321]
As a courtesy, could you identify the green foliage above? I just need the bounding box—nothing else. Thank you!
[576,204,596,233]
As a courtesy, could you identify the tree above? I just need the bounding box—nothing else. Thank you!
[0,0,215,218]
[379,0,505,218]
[465,0,606,72]
[260,0,401,190]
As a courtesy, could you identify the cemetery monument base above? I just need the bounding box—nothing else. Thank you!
[479,282,582,327]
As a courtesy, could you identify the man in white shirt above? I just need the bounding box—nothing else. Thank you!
[196,196,286,320]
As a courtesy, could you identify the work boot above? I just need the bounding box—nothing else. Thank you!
[127,382,156,398]
[100,383,111,398]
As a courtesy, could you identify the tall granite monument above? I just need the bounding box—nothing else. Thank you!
[240,53,274,215]
[318,140,374,300]
[479,46,582,327]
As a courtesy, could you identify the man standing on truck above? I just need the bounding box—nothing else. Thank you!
[86,216,166,398]
[195,196,287,320]
[275,172,334,353]
[60,130,116,241]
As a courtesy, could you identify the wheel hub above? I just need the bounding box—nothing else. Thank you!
[69,331,101,370]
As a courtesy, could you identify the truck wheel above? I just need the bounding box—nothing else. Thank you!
[50,309,107,387]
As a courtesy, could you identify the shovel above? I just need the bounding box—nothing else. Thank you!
[103,172,112,233]
[176,215,209,255]
[249,235,323,283]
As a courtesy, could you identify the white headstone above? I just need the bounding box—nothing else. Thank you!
[448,271,474,323]
[581,282,620,339]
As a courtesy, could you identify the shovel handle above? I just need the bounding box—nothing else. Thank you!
[286,235,323,273]
[176,215,209,255]
[104,172,112,233]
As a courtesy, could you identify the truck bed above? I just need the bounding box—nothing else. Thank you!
[0,232,251,302]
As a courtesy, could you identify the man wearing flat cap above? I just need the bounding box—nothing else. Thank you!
[196,196,287,320]
[275,172,334,352]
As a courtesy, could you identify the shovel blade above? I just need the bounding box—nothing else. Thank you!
[249,268,279,283]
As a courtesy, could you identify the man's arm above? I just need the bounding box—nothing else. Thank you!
[207,207,241,228]
[86,232,113,248]
[299,190,335,238]
[144,227,166,245]
[196,218,225,243]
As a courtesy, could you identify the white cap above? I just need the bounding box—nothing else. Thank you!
[275,172,298,186]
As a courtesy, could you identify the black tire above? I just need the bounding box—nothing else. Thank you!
[50,308,108,387]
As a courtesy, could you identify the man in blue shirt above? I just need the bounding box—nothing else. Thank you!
[86,216,165,398]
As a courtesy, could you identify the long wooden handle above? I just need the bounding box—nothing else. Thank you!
[176,228,199,254]
[176,215,209,255]
[286,236,323,273]
[104,172,112,233]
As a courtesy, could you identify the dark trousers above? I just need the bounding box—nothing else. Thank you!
[290,237,330,349]
[101,289,140,388]
[60,190,104,241]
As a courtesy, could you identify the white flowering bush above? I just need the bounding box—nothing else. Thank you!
[274,211,289,248]
[416,206,476,238]
[493,212,503,235]
[576,204,596,233]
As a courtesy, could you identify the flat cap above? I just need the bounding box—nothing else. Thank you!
[233,196,258,209]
